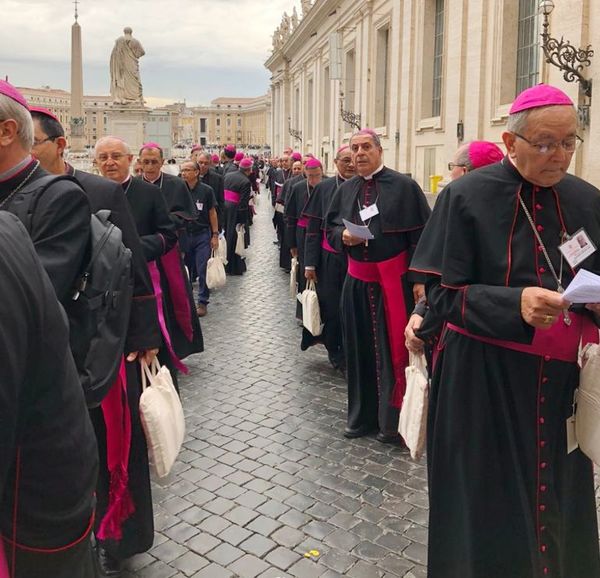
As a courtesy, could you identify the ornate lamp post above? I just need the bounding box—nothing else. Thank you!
[339,90,361,130]
[288,116,302,143]
[539,0,593,98]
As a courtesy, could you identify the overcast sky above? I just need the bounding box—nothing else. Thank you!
[1,0,296,106]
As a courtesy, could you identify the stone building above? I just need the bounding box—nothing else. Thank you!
[265,0,598,190]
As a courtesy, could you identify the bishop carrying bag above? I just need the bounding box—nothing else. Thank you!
[13,174,133,407]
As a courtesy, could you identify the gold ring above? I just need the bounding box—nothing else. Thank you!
[544,314,553,324]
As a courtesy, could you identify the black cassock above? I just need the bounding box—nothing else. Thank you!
[202,168,224,229]
[325,167,430,435]
[136,175,204,361]
[0,211,98,577]
[279,173,304,271]
[65,169,162,562]
[285,177,309,323]
[303,175,347,368]
[223,169,250,275]
[411,159,600,578]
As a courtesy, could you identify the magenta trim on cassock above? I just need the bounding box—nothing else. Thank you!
[224,189,241,204]
[147,260,189,374]
[97,358,135,541]
[321,231,338,254]
[347,251,410,408]
[297,218,308,229]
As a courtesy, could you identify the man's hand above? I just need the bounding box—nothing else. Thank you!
[342,229,364,247]
[290,247,298,258]
[210,235,219,251]
[126,348,159,365]
[405,314,425,353]
[413,283,425,303]
[521,287,567,328]
[305,269,317,282]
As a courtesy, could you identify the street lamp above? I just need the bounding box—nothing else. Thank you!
[339,90,361,130]
[288,116,303,143]
[538,0,593,97]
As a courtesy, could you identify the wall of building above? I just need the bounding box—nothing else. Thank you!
[266,0,599,189]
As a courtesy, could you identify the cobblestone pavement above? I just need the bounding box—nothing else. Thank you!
[126,190,429,578]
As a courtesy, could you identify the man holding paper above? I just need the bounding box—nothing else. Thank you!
[411,84,600,578]
[324,129,431,442]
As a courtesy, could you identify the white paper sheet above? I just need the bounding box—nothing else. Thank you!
[563,269,600,303]
[343,218,375,240]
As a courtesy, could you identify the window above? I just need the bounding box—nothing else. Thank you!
[374,27,390,127]
[516,0,540,94]
[306,78,314,140]
[344,49,356,131]
[432,0,445,117]
[216,117,221,127]
[295,86,300,127]
[200,118,207,132]
[237,118,242,128]
[323,66,331,135]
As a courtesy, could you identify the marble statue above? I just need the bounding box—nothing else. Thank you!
[301,0,312,17]
[291,7,299,30]
[280,13,290,40]
[110,27,145,105]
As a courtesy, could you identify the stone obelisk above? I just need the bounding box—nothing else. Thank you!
[70,0,86,152]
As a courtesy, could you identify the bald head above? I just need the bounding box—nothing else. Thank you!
[95,136,133,183]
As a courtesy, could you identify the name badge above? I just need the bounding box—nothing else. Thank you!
[196,201,204,211]
[359,203,379,222]
[559,228,596,268]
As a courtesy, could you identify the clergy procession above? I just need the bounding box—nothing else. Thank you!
[3,32,600,578]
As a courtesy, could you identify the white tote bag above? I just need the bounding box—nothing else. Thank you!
[399,352,429,460]
[217,232,228,265]
[235,224,246,257]
[301,280,323,336]
[576,343,600,466]
[206,250,226,289]
[290,257,298,299]
[139,358,185,478]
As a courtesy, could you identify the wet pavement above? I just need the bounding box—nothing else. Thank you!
[125,190,429,578]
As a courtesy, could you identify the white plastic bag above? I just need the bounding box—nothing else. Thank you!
[235,224,246,257]
[399,352,429,460]
[300,279,323,336]
[217,232,228,265]
[139,358,185,478]
[576,343,600,466]
[206,250,226,289]
[290,256,298,299]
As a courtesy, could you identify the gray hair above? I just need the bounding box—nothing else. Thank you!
[94,136,131,155]
[350,128,382,148]
[0,95,33,150]
[453,143,473,171]
[507,105,577,134]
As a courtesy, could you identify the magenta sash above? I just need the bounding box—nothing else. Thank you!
[97,359,135,541]
[447,313,599,362]
[224,189,241,204]
[348,252,410,408]
[321,231,338,254]
[147,260,189,374]
[297,218,308,229]
[0,539,7,578]
[159,245,193,343]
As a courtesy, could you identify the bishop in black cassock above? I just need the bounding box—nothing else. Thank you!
[411,85,600,578]
[325,130,430,441]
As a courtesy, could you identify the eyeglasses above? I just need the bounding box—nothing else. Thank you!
[141,159,161,166]
[180,168,198,173]
[96,152,128,163]
[32,135,59,146]
[513,133,583,155]
[448,162,467,171]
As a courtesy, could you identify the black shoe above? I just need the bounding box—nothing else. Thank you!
[97,545,122,577]
[344,425,375,439]
[376,432,402,444]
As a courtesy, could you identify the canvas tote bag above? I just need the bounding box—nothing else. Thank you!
[139,358,185,478]
[206,250,226,289]
[399,352,429,460]
[300,279,323,336]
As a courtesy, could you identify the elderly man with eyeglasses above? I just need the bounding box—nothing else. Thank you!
[411,84,600,577]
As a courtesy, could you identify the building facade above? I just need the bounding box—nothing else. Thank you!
[265,0,598,189]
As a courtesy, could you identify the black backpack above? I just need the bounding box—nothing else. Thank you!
[12,174,133,408]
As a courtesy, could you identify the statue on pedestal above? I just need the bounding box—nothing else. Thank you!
[110,27,145,105]
[291,7,299,31]
[280,13,291,41]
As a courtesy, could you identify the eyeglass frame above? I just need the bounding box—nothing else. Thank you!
[32,135,60,147]
[512,132,583,155]
[447,162,467,171]
[96,152,130,163]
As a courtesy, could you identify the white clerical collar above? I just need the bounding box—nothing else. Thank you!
[362,164,384,181]
[0,155,33,182]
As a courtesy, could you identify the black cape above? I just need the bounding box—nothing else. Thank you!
[223,169,251,275]
[324,167,430,434]
[410,158,600,578]
[0,212,97,560]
